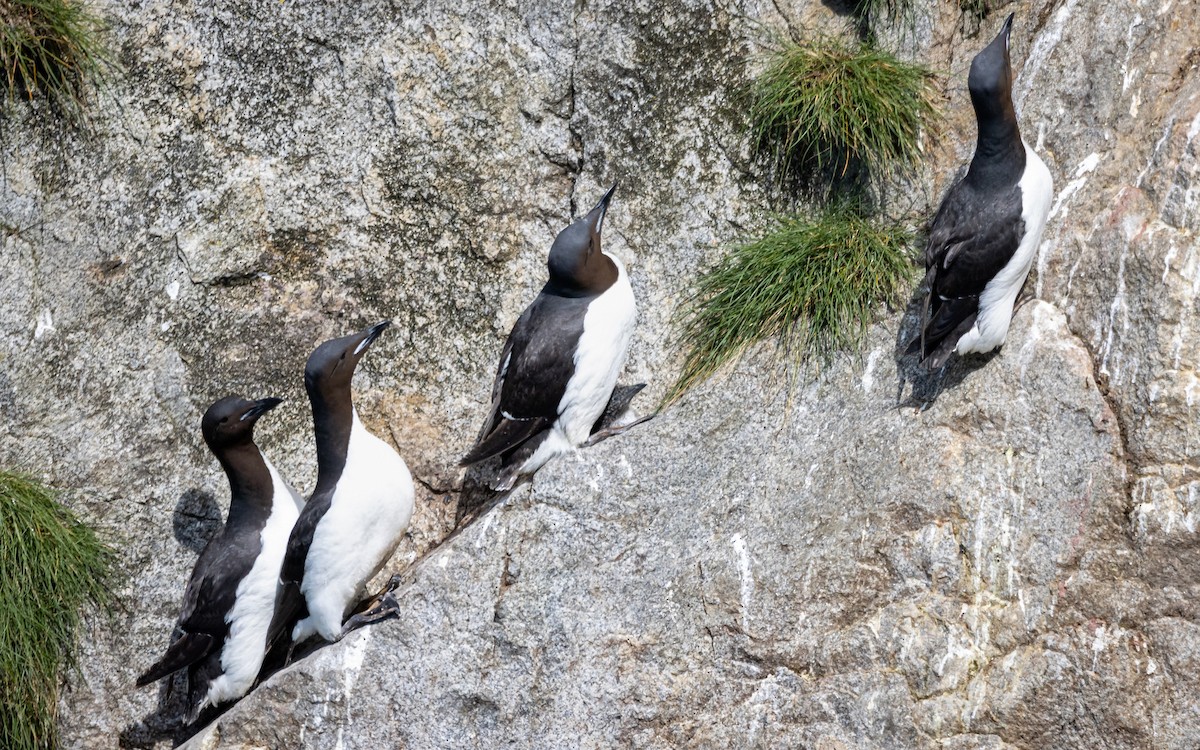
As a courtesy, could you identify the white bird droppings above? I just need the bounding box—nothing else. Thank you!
[730,534,754,630]
[34,309,55,339]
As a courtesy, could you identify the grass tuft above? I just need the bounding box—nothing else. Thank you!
[0,0,107,115]
[854,0,913,33]
[750,37,938,190]
[668,203,915,401]
[958,0,993,32]
[0,470,114,750]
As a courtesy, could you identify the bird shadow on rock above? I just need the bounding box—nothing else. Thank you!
[893,281,1000,408]
[117,659,227,749]
[118,491,227,748]
[172,488,222,554]
[821,0,857,13]
[455,463,509,526]
[820,0,874,41]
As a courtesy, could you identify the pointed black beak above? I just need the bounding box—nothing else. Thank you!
[999,12,1014,47]
[353,320,391,356]
[581,184,617,257]
[240,397,284,422]
[585,183,618,234]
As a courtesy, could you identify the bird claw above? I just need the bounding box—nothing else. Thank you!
[339,574,405,636]
[377,573,402,597]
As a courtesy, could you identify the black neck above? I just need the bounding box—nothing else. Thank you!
[216,442,275,525]
[548,251,618,299]
[966,106,1025,188]
[544,277,594,299]
[310,387,354,494]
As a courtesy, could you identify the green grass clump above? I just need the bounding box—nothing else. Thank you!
[668,204,914,401]
[0,0,107,113]
[750,38,938,186]
[854,0,913,31]
[958,0,992,28]
[0,470,114,750]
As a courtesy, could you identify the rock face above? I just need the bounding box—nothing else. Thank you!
[182,303,1142,750]
[0,0,1195,747]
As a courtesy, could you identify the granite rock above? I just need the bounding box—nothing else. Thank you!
[0,0,1196,747]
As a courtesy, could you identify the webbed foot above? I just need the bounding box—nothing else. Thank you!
[583,414,654,447]
[341,592,402,635]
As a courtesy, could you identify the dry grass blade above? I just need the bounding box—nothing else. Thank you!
[854,0,914,32]
[0,0,108,117]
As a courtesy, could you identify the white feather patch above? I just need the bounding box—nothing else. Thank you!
[292,410,414,642]
[516,254,637,477]
[957,142,1054,355]
[203,457,302,708]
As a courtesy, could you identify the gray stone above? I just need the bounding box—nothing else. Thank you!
[0,0,1194,747]
[183,303,1153,749]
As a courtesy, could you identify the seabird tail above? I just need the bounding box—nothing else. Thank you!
[460,415,553,467]
[136,631,214,686]
[914,294,979,371]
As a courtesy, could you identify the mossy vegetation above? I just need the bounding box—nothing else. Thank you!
[0,0,107,115]
[668,204,914,401]
[749,37,937,192]
[0,470,114,750]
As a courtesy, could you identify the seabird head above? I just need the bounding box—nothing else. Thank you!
[968,13,1016,120]
[304,321,390,401]
[546,184,619,296]
[201,396,283,451]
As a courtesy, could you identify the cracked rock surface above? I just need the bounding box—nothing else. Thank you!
[184,304,1163,749]
[0,0,1196,747]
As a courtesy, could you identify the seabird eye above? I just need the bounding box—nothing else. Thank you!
[220,417,228,424]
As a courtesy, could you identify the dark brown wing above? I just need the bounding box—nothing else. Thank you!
[916,180,1024,366]
[461,291,589,465]
[138,526,258,684]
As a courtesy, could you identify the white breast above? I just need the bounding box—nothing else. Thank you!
[561,255,637,442]
[957,142,1054,355]
[516,254,637,477]
[204,457,301,708]
[298,410,414,641]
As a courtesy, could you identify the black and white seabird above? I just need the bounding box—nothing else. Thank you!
[137,396,301,721]
[461,185,638,490]
[268,321,414,648]
[910,13,1053,370]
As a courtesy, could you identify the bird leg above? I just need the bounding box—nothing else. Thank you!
[341,592,402,635]
[362,573,403,606]
[339,574,405,635]
[583,414,654,447]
